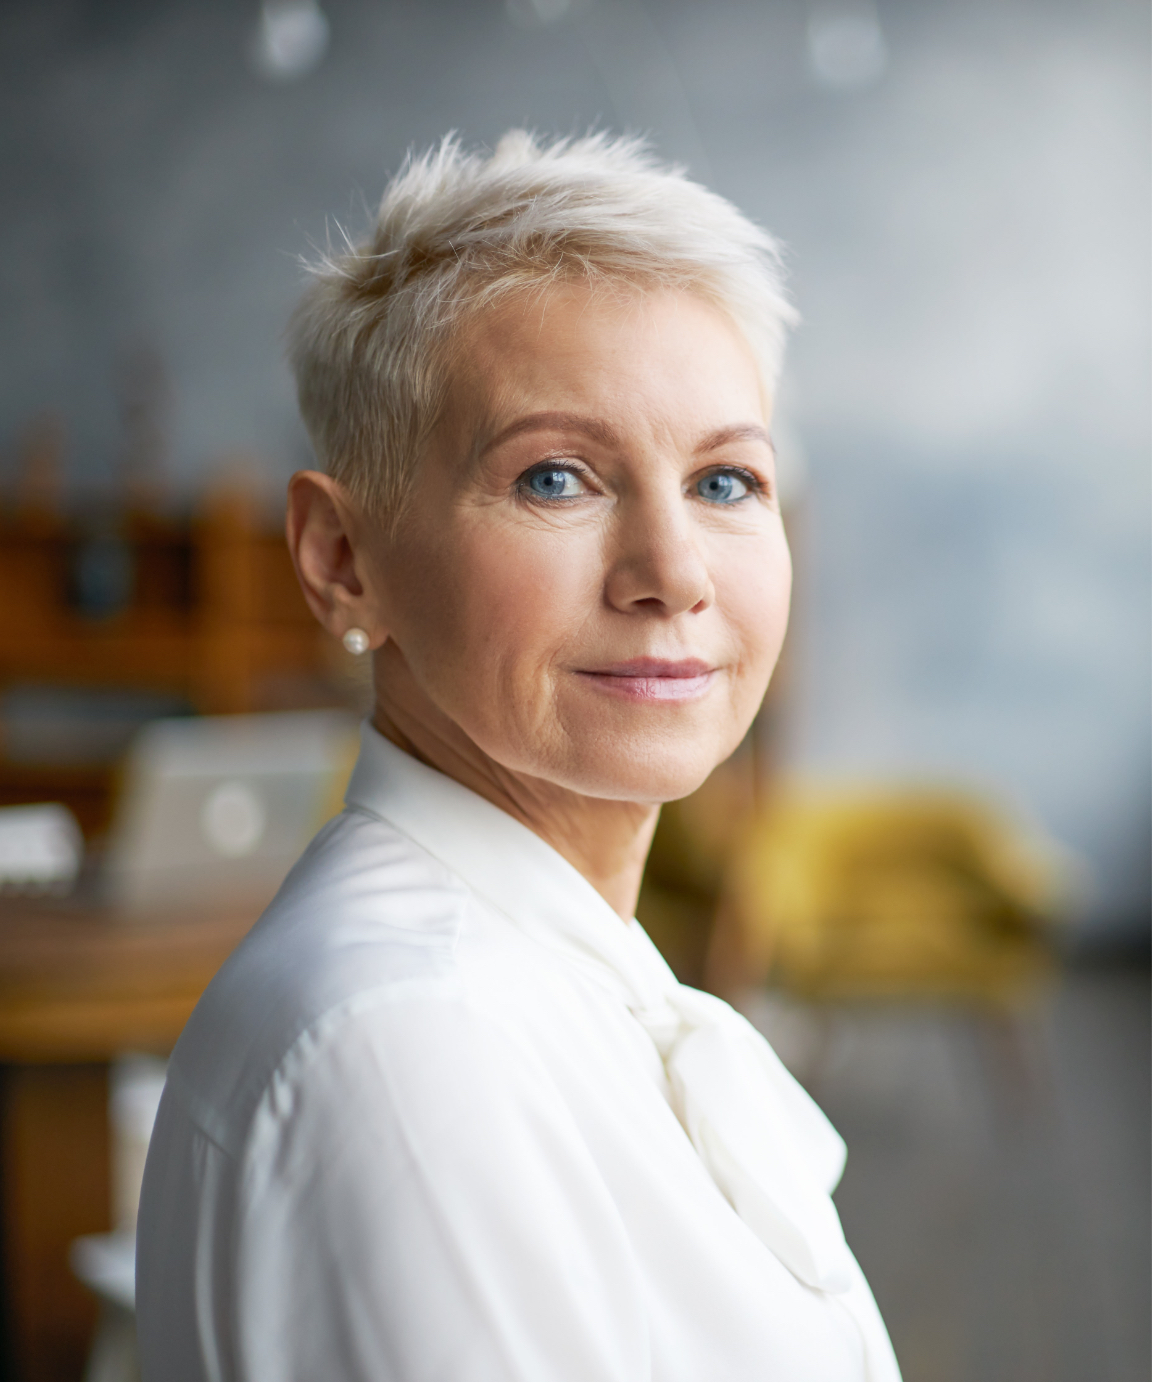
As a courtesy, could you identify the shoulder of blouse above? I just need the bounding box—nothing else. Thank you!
[165,804,506,1156]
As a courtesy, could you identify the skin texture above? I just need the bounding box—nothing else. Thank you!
[287,284,791,917]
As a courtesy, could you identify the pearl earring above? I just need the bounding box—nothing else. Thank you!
[342,627,370,656]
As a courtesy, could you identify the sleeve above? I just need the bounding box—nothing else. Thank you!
[230,985,651,1382]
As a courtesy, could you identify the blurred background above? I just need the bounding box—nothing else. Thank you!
[0,1,1147,1379]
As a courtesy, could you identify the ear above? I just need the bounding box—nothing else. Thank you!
[286,471,387,649]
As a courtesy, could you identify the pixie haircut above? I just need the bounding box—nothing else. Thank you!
[289,130,796,519]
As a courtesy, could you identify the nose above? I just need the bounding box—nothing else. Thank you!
[603,487,714,617]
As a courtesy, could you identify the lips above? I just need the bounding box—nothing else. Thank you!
[575,657,717,703]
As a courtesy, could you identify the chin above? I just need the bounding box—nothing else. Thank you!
[548,689,757,804]
[556,733,732,804]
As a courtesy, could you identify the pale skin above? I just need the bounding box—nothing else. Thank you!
[287,284,792,919]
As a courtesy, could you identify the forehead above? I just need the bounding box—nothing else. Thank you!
[442,282,768,446]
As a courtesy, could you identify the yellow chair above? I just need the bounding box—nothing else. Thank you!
[709,787,1070,1007]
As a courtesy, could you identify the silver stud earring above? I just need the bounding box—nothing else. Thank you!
[342,627,370,656]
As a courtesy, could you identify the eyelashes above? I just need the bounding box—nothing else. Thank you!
[698,466,768,502]
[697,469,752,505]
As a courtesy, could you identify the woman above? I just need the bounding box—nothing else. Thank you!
[137,132,899,1381]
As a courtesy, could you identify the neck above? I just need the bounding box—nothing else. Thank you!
[371,677,658,921]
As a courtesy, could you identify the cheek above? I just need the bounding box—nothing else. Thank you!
[403,517,601,685]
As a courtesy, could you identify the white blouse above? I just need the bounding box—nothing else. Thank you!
[137,724,899,1382]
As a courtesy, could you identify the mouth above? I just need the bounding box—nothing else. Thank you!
[574,657,717,703]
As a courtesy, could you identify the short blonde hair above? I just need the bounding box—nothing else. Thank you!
[289,130,797,518]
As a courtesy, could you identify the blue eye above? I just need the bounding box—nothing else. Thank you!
[696,471,750,504]
[525,467,584,499]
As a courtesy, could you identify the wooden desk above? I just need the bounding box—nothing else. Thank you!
[0,900,258,1380]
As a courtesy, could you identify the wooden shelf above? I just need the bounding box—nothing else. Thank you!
[0,493,342,716]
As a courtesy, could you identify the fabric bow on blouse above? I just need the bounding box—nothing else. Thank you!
[634,982,854,1295]
[503,851,857,1298]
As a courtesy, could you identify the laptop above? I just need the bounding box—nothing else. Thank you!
[102,710,359,914]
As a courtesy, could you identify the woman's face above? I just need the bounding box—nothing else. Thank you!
[367,283,791,803]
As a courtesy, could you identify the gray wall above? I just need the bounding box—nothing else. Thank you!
[2,0,1148,937]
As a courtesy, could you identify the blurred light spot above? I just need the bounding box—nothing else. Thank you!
[251,0,329,82]
[201,781,267,857]
[807,1,887,91]
[505,0,572,28]
[0,803,83,894]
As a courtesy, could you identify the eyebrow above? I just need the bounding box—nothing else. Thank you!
[478,413,774,461]
[695,423,774,454]
[478,412,622,457]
